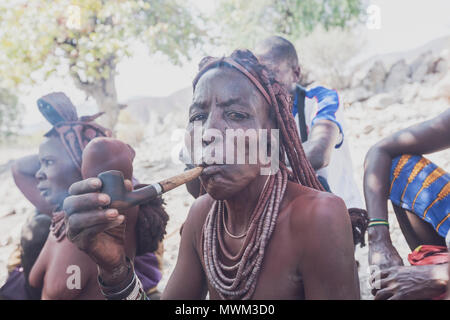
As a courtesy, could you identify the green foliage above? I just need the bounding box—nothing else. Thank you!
[0,87,21,140]
[0,0,206,131]
[216,0,365,48]
[0,0,205,89]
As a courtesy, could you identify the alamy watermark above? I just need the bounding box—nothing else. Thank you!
[65,5,81,30]
[366,4,381,30]
[175,121,280,175]
[66,265,81,290]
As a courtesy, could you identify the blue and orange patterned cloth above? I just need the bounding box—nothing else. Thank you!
[389,154,450,238]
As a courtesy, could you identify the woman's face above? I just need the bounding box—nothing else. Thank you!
[187,67,274,200]
[35,136,82,208]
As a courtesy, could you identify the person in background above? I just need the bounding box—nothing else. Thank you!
[254,36,368,247]
[365,108,450,299]
[0,93,167,299]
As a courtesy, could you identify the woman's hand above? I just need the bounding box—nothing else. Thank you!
[369,239,404,270]
[368,225,404,270]
[63,177,133,285]
[370,264,448,300]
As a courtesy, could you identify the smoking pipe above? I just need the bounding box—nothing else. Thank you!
[98,166,203,210]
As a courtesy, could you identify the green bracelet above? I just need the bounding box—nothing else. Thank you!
[368,219,389,228]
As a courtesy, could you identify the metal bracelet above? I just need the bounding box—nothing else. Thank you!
[98,257,149,300]
[98,257,136,300]
[125,278,147,300]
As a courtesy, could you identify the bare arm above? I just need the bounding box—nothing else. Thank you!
[302,120,340,171]
[161,198,208,299]
[12,154,53,215]
[364,108,450,268]
[300,194,360,299]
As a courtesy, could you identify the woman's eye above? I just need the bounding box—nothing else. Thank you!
[190,114,207,122]
[227,112,247,120]
[46,160,54,166]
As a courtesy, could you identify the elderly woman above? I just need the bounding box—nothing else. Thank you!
[63,50,359,300]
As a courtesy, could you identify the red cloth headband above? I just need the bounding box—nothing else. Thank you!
[193,57,273,106]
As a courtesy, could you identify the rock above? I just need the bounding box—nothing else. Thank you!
[384,59,410,91]
[400,83,420,103]
[365,92,401,109]
[349,86,372,102]
[362,60,387,93]
[418,83,442,100]
[0,160,14,175]
[436,73,450,101]
[363,125,374,135]
[0,236,12,247]
[410,51,434,82]
[433,57,448,74]
[4,209,16,217]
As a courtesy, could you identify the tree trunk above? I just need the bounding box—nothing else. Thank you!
[90,75,120,133]
[71,70,122,135]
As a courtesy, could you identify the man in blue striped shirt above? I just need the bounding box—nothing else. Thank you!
[255,36,364,212]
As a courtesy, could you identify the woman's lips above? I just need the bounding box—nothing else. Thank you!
[201,164,228,176]
[37,187,50,197]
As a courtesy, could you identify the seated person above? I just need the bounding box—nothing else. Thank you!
[254,36,364,207]
[254,36,368,247]
[0,208,52,299]
[364,108,450,299]
[183,36,368,247]
[63,50,359,300]
[1,93,167,299]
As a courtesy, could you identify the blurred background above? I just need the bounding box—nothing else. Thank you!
[0,0,449,299]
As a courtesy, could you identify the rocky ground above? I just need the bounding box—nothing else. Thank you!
[0,40,449,300]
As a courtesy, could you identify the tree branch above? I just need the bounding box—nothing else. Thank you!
[69,62,97,95]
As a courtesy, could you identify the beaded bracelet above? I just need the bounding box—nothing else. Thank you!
[368,219,389,228]
[98,257,148,300]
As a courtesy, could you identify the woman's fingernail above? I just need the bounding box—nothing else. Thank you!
[106,209,118,218]
[91,179,101,188]
[98,194,109,204]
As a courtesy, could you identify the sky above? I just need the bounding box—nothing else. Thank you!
[20,0,450,126]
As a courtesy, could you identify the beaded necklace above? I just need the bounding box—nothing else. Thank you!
[202,169,287,299]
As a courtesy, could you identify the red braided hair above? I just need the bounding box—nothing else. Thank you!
[193,49,324,191]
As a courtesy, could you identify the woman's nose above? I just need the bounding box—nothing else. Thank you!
[35,166,46,180]
[202,111,225,147]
